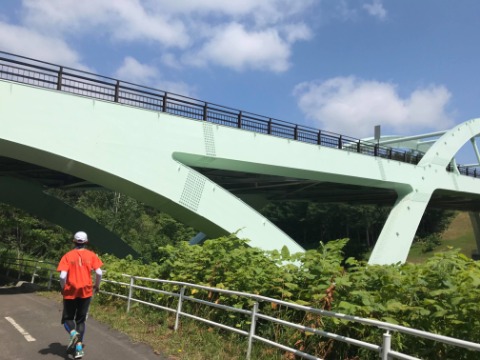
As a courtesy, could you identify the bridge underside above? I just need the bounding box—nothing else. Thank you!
[3,156,480,212]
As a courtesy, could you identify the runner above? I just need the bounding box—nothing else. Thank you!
[57,231,103,359]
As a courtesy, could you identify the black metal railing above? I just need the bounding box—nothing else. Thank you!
[0,50,478,177]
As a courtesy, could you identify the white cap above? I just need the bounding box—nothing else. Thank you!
[73,231,88,244]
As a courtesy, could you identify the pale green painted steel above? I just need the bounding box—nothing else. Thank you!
[1,80,480,263]
[369,119,480,264]
[0,80,305,254]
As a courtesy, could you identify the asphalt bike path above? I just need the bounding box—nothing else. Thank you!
[0,283,169,360]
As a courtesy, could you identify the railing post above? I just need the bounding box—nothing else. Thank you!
[114,80,120,102]
[127,276,135,313]
[162,92,168,113]
[57,66,63,90]
[317,130,322,145]
[294,125,298,140]
[374,144,379,157]
[381,330,392,360]
[174,286,186,332]
[267,118,272,134]
[238,111,242,128]
[338,135,343,149]
[246,301,258,360]
[357,140,361,153]
[203,103,208,121]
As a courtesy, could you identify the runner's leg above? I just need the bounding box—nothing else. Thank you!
[61,299,77,333]
[74,297,92,342]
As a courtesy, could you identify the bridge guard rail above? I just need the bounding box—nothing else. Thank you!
[2,49,479,177]
[101,274,480,360]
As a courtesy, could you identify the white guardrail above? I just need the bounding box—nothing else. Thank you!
[2,257,480,360]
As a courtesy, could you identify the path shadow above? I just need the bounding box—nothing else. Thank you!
[38,342,70,359]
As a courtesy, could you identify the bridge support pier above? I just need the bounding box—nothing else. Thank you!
[368,189,431,265]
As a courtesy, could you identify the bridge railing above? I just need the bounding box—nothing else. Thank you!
[1,256,479,360]
[0,52,419,162]
[0,50,478,177]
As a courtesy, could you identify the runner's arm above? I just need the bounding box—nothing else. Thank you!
[59,270,67,289]
[94,268,102,292]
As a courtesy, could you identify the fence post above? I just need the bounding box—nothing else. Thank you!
[380,330,392,360]
[48,269,53,290]
[127,276,135,313]
[18,259,23,280]
[31,260,39,283]
[238,111,242,128]
[246,301,259,360]
[174,286,186,332]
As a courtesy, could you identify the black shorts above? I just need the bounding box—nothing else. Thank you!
[61,297,92,325]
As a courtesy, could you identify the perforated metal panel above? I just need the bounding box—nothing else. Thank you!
[179,170,206,212]
[203,123,216,157]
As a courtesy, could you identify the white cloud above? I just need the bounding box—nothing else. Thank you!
[185,22,298,72]
[114,56,196,97]
[363,0,387,21]
[0,22,87,69]
[293,76,453,138]
[17,0,313,73]
[114,56,158,84]
[22,0,190,48]
[155,80,197,98]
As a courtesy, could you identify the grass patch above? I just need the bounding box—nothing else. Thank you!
[408,211,476,263]
[87,299,284,360]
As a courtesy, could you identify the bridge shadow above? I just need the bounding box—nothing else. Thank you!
[38,342,70,359]
[0,279,39,295]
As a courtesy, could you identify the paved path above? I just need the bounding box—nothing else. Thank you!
[0,282,169,360]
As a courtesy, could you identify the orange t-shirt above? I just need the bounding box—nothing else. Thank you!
[57,248,103,299]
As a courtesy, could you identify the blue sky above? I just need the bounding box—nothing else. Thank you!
[0,0,479,162]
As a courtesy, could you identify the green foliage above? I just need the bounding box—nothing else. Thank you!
[261,201,455,260]
[0,204,71,259]
[99,238,480,360]
[418,233,443,253]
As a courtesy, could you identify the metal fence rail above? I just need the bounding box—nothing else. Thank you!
[0,50,477,177]
[0,257,58,289]
[2,257,478,360]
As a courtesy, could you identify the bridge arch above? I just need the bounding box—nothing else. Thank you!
[1,66,480,264]
[368,119,480,264]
